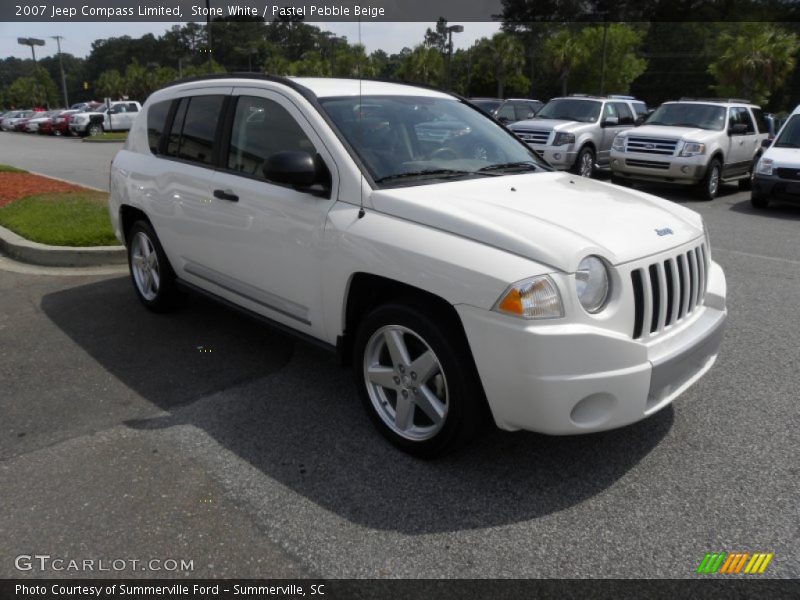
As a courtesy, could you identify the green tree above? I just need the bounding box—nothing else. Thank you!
[7,67,58,107]
[396,45,445,86]
[473,33,527,98]
[96,69,126,98]
[424,17,449,53]
[541,25,647,96]
[542,27,589,96]
[289,52,331,77]
[708,23,799,106]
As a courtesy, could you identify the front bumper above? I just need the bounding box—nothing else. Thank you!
[752,174,800,204]
[610,150,708,184]
[457,260,727,434]
[525,144,577,170]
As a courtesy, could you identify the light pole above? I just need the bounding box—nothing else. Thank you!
[446,25,464,91]
[328,36,342,77]
[17,37,45,106]
[51,36,69,107]
[598,13,610,96]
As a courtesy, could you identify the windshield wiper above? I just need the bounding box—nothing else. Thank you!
[478,161,540,173]
[374,169,479,183]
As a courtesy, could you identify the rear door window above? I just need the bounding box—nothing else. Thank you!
[165,95,226,165]
[750,108,769,134]
[146,100,171,154]
[612,102,635,125]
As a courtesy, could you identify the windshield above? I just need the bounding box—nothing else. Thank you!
[774,115,800,148]
[535,99,601,123]
[645,103,727,130]
[319,95,550,186]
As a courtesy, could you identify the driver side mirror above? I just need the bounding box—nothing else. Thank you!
[761,138,773,148]
[728,123,748,136]
[263,151,329,191]
[602,116,619,127]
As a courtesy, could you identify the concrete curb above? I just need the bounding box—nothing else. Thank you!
[0,224,126,267]
[82,138,126,144]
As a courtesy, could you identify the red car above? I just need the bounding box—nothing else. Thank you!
[40,109,78,135]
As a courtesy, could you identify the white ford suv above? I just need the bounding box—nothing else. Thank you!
[610,99,769,199]
[109,76,727,456]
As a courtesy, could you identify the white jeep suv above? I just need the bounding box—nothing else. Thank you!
[610,98,769,199]
[109,76,727,456]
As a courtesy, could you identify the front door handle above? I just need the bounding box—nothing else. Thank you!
[213,189,239,202]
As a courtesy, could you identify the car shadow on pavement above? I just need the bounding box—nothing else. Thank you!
[624,181,742,204]
[728,197,800,220]
[42,276,673,535]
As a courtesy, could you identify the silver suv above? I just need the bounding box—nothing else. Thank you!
[610,98,769,199]
[509,95,647,177]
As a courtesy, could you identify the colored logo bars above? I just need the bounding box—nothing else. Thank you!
[697,552,773,574]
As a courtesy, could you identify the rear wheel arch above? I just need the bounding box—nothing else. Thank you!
[119,205,152,245]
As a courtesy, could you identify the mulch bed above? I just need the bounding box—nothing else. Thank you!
[0,172,87,209]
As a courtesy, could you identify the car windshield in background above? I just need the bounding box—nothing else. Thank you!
[319,95,549,186]
[471,99,502,114]
[646,103,727,130]
[535,99,601,123]
[774,115,800,148]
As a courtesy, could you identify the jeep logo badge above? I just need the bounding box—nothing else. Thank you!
[655,227,674,236]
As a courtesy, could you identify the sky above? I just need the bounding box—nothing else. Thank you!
[0,21,501,61]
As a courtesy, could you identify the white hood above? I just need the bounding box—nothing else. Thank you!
[763,146,800,167]
[369,172,704,272]
[629,124,718,141]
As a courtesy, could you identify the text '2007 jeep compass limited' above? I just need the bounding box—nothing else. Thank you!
[109,76,727,456]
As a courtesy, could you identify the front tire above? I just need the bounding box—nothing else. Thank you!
[87,123,103,137]
[127,220,181,312]
[572,146,595,178]
[698,158,722,200]
[353,303,486,457]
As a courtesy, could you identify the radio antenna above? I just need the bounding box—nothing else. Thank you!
[357,15,365,219]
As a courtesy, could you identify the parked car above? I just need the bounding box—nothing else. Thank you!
[109,76,727,456]
[1,110,34,131]
[69,101,141,136]
[469,97,503,116]
[610,98,769,199]
[39,109,78,136]
[509,94,645,177]
[24,110,63,133]
[751,105,800,209]
[493,98,545,124]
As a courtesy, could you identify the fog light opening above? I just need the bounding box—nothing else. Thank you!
[570,393,617,428]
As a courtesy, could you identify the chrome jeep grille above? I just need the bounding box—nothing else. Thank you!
[513,129,550,145]
[626,136,679,155]
[631,243,708,340]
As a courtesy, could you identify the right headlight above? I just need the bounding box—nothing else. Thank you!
[575,256,611,314]
[755,157,774,176]
[493,275,564,320]
[612,134,626,152]
[679,141,706,157]
[552,132,575,146]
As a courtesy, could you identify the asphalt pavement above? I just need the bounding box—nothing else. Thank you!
[0,135,798,579]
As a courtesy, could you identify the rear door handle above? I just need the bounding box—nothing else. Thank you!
[213,189,239,202]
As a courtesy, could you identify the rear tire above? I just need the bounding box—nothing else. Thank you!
[126,220,181,312]
[353,302,486,457]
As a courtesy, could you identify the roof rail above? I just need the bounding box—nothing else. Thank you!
[608,94,636,100]
[678,97,752,104]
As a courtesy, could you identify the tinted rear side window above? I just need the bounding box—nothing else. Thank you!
[751,108,769,134]
[166,98,188,157]
[147,100,171,154]
[177,96,226,165]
